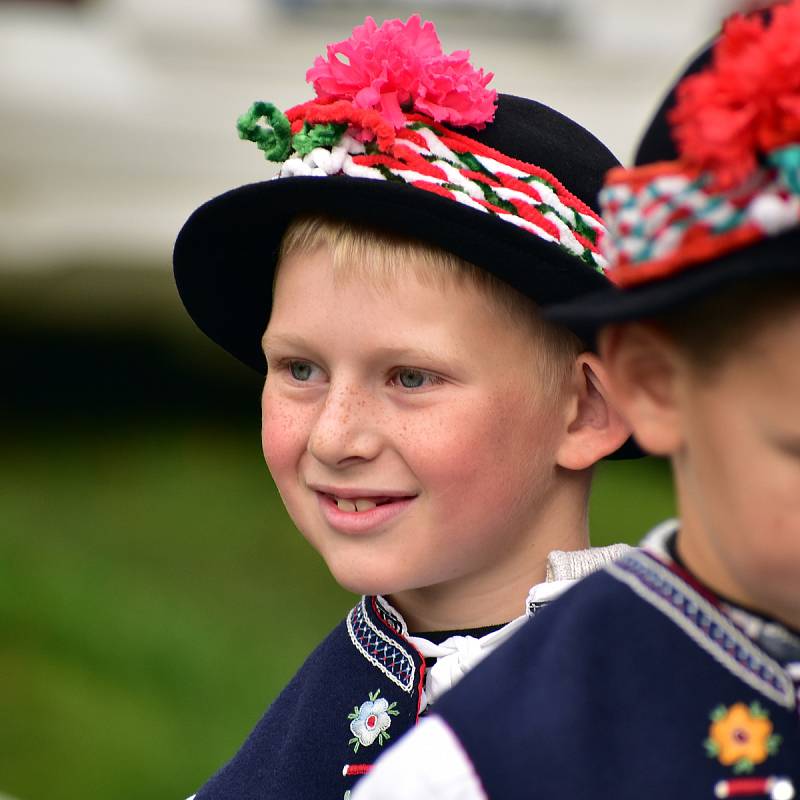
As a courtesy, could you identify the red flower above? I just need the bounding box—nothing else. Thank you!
[306,15,496,131]
[670,1,800,188]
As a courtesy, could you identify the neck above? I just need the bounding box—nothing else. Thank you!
[674,479,800,632]
[388,476,591,632]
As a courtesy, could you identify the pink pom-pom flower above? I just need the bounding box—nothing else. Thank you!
[306,15,497,131]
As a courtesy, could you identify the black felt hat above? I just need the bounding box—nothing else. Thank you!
[173,91,619,374]
[545,4,800,336]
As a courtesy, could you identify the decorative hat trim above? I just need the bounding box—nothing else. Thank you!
[239,100,607,270]
[235,16,609,273]
[601,148,800,287]
[600,1,800,287]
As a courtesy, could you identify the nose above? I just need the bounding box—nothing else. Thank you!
[307,381,382,468]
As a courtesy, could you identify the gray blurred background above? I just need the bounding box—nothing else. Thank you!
[1,1,728,797]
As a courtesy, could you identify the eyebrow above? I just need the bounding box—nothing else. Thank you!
[261,335,461,368]
[367,345,460,365]
[261,332,310,355]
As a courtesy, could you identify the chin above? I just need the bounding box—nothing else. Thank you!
[332,572,396,597]
[325,559,409,598]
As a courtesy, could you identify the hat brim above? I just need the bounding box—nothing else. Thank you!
[174,174,610,374]
[544,226,800,339]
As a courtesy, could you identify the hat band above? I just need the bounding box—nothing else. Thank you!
[237,100,608,272]
[600,145,800,288]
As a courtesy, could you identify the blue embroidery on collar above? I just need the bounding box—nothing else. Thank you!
[607,552,796,709]
[347,597,417,694]
[373,597,406,636]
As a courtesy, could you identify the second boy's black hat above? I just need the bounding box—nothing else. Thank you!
[173,15,619,375]
[546,2,800,335]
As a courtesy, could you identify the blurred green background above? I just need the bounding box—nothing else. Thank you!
[1,265,675,800]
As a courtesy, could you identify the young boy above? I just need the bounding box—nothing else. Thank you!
[173,15,634,799]
[353,6,800,799]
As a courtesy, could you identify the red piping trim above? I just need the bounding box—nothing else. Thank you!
[343,763,372,777]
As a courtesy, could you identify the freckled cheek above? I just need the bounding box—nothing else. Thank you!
[260,394,312,477]
[406,403,536,500]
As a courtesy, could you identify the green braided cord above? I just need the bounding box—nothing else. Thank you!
[581,249,604,272]
[456,150,497,181]
[477,183,518,215]
[536,202,573,233]
[373,164,406,183]
[292,122,348,157]
[573,213,599,245]
[236,101,292,162]
[769,144,800,196]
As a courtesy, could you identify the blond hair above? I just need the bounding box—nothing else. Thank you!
[277,215,583,393]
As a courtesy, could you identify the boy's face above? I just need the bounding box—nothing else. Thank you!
[675,313,800,626]
[261,246,567,606]
[604,311,800,627]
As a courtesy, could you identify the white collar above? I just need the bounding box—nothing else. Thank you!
[380,542,633,711]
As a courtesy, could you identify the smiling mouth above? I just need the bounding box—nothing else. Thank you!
[325,494,411,513]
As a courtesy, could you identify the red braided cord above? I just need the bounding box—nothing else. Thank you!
[507,198,562,239]
[461,169,502,188]
[287,100,397,152]
[412,180,457,201]
[353,153,448,182]
[609,223,761,287]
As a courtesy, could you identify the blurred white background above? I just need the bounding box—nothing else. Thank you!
[0,0,735,270]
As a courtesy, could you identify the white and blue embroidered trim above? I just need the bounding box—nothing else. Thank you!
[373,596,408,636]
[607,552,796,709]
[347,597,416,694]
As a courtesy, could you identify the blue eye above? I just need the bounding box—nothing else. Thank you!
[391,368,444,390]
[397,369,426,388]
[289,361,314,381]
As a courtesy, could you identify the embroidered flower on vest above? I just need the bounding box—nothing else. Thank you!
[347,690,399,752]
[704,701,782,774]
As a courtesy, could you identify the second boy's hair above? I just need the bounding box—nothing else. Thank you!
[277,215,583,393]
[653,275,800,374]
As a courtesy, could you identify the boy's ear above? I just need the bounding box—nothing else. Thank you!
[555,352,631,471]
[595,323,684,458]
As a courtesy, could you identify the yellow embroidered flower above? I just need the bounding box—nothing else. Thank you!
[705,702,782,774]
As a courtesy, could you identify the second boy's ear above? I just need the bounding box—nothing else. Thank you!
[596,324,684,458]
[555,352,631,471]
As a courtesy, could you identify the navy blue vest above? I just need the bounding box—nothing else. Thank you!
[434,549,800,799]
[194,596,425,800]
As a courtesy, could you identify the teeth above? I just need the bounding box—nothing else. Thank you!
[333,497,382,513]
